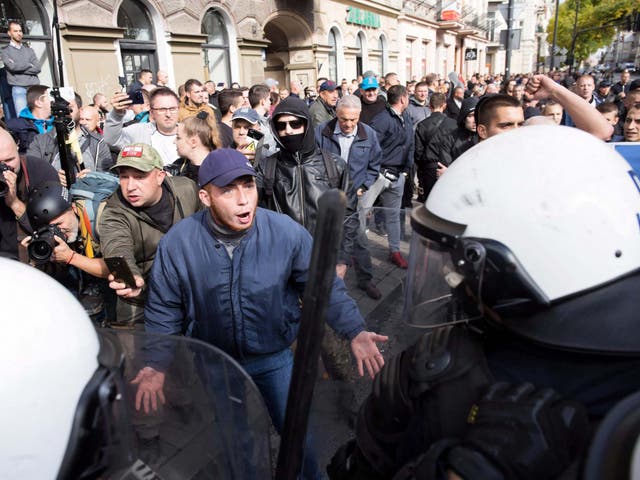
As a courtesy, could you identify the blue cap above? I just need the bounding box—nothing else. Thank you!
[360,76,379,90]
[232,107,260,124]
[319,80,338,92]
[198,148,256,188]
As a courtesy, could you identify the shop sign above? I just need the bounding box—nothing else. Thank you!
[346,7,381,28]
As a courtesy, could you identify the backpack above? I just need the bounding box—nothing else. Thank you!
[69,171,119,258]
[262,150,340,198]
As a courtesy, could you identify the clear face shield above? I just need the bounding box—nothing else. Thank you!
[403,206,549,328]
[403,206,486,328]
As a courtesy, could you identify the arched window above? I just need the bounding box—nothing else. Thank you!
[117,0,157,86]
[378,34,388,76]
[356,32,366,77]
[0,1,54,88]
[328,28,338,82]
[202,9,230,85]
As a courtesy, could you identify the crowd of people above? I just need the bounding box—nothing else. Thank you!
[2,17,640,479]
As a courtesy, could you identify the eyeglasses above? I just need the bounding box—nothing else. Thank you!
[275,119,305,131]
[151,107,179,114]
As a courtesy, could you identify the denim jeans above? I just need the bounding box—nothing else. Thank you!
[241,348,323,479]
[359,172,406,252]
[11,86,27,116]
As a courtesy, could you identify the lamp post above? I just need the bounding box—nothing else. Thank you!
[568,0,581,74]
[550,0,560,70]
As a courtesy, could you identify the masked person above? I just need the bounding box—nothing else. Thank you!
[255,96,363,386]
[329,125,640,479]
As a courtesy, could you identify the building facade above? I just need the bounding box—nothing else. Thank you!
[3,0,496,105]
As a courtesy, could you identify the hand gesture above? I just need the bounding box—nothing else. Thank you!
[109,273,145,298]
[110,92,132,114]
[350,330,389,379]
[131,366,166,414]
[51,235,73,264]
[436,162,448,178]
[525,74,559,101]
[2,168,19,208]
[237,143,256,163]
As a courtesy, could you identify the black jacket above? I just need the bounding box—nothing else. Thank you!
[414,112,458,197]
[446,97,462,120]
[425,98,479,180]
[360,96,387,125]
[415,112,457,167]
[255,97,357,264]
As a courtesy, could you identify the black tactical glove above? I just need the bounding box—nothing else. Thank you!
[446,382,589,480]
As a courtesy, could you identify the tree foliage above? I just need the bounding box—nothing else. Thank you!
[546,0,637,62]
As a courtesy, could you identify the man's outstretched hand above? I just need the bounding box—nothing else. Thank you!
[350,330,388,379]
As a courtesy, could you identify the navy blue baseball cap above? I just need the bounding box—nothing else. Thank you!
[198,148,256,188]
[319,80,338,92]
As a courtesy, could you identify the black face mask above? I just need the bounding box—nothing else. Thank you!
[278,133,305,153]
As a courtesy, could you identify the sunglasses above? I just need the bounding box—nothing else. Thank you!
[275,119,305,131]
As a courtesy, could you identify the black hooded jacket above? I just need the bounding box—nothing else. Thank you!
[255,96,358,264]
[425,97,479,170]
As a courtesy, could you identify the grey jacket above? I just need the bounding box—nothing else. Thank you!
[1,43,40,87]
[406,97,431,129]
[26,127,113,172]
[104,110,177,164]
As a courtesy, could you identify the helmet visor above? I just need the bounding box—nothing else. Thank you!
[403,207,485,327]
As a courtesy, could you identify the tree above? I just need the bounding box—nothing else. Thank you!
[547,0,637,64]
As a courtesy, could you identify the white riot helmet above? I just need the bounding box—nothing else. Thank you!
[404,126,640,353]
[0,259,132,479]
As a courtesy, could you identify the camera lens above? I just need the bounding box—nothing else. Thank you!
[28,239,53,262]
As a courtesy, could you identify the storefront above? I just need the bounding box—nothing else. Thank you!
[2,0,491,105]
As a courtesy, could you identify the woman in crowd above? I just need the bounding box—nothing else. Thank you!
[170,111,221,181]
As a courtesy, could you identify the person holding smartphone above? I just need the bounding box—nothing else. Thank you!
[99,143,200,328]
[231,107,262,164]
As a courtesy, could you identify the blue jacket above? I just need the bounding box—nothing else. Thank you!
[315,118,382,191]
[6,108,53,154]
[145,208,365,360]
[369,105,414,174]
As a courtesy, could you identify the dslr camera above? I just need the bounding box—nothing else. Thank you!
[28,224,66,264]
[0,163,12,197]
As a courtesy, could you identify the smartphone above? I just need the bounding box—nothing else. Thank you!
[128,90,145,105]
[247,128,264,141]
[104,256,137,288]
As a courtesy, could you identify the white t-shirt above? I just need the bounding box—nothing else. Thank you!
[150,130,178,165]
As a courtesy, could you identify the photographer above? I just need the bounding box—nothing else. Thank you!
[27,91,113,180]
[0,128,58,260]
[21,181,111,319]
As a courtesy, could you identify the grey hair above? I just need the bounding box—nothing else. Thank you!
[336,94,362,111]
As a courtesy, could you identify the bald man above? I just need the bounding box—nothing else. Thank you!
[79,106,101,133]
[0,128,58,259]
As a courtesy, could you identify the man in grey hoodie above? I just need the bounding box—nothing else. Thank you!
[0,22,40,117]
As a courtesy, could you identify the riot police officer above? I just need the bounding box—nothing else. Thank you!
[329,125,640,479]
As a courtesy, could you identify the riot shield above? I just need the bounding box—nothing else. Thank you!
[101,330,273,480]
